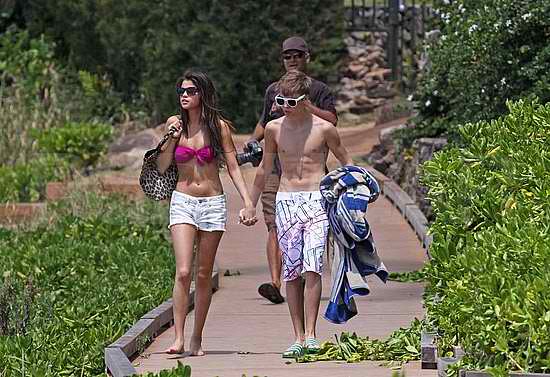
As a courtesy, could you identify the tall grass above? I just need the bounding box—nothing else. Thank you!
[0,84,67,167]
[0,189,173,375]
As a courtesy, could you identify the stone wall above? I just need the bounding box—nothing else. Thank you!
[336,31,396,121]
[367,125,447,220]
[336,6,435,121]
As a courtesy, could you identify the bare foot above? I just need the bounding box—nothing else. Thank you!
[189,337,205,356]
[164,339,185,354]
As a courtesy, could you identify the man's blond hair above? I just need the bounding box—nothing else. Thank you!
[277,70,311,97]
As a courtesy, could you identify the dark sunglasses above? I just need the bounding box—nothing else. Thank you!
[275,94,306,108]
[282,52,305,60]
[176,86,199,96]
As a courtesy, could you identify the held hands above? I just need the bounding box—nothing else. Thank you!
[238,205,257,226]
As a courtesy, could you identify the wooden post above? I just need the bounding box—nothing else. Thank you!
[388,0,400,80]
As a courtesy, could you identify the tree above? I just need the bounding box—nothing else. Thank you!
[7,0,345,131]
[402,0,550,144]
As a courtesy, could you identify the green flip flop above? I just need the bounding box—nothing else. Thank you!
[282,342,304,358]
[305,337,320,354]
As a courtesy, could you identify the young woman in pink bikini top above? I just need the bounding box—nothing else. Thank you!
[173,144,215,165]
[155,70,257,356]
[156,70,256,214]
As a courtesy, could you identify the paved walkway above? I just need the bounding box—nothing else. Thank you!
[134,121,435,377]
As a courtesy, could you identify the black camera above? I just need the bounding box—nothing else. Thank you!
[236,140,263,167]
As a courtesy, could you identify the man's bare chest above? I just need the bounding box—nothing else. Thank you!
[277,129,326,158]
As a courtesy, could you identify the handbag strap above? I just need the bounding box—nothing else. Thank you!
[156,128,178,152]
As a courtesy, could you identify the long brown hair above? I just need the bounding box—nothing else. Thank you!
[175,70,233,167]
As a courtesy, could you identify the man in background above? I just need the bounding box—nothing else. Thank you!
[247,36,337,304]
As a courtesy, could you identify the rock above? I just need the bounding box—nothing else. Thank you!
[107,148,148,170]
[366,50,384,63]
[340,77,354,87]
[425,29,441,42]
[349,80,368,90]
[372,158,390,172]
[363,78,379,90]
[368,85,398,99]
[379,124,407,150]
[365,68,392,81]
[338,88,364,102]
[414,138,448,160]
[384,136,448,220]
[374,101,413,125]
[354,95,375,106]
[338,112,361,125]
[347,46,365,59]
[349,102,376,114]
[344,36,355,46]
[402,29,412,42]
[357,67,370,79]
[351,31,371,41]
[366,45,380,54]
[348,62,364,76]
[367,142,385,159]
[109,128,160,153]
[335,100,355,113]
[338,20,436,120]
[107,127,164,170]
[368,62,380,71]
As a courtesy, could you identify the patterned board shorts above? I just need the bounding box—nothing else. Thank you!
[275,191,329,281]
[169,190,227,232]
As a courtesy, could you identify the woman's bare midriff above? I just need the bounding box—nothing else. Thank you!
[174,162,224,197]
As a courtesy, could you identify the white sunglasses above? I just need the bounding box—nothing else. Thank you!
[274,94,306,108]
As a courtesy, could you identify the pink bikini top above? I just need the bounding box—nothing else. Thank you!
[174,145,215,165]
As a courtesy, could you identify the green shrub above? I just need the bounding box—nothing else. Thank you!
[0,155,70,203]
[0,28,58,100]
[421,100,550,375]
[0,192,174,375]
[399,0,550,145]
[33,121,113,170]
[0,28,66,167]
[0,29,121,173]
[138,362,191,377]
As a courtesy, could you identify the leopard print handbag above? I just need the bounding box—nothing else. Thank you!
[139,133,179,201]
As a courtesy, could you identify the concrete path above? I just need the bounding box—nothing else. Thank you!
[134,120,435,377]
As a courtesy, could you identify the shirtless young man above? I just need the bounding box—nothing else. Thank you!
[250,70,352,357]
[248,36,337,305]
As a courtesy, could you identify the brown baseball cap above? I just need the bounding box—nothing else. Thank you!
[282,36,309,54]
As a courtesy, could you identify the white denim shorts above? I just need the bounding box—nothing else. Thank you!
[169,191,227,232]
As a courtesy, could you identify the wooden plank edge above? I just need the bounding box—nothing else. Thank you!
[421,330,437,369]
[104,269,219,375]
[463,371,550,377]
[104,347,137,377]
